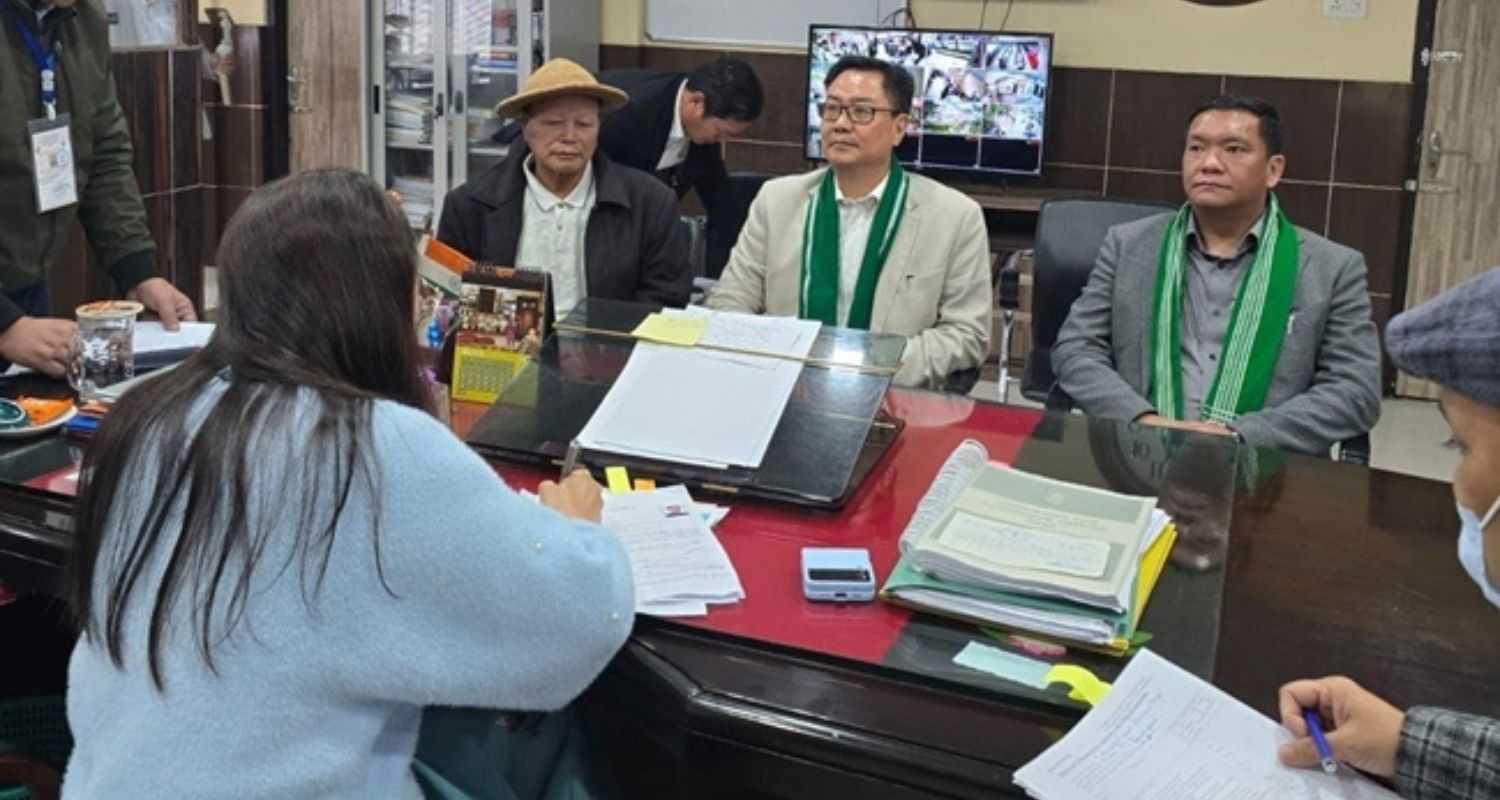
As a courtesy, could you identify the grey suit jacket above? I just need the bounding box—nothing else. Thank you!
[1051,212,1382,456]
[705,169,992,389]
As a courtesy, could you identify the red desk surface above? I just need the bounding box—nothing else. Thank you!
[486,391,1042,669]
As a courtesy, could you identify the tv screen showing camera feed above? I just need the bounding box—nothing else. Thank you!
[806,26,1052,176]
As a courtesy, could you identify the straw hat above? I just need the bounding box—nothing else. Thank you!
[494,58,629,118]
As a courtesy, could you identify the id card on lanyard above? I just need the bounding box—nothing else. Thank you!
[11,5,78,213]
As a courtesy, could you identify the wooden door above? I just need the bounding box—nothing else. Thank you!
[286,0,366,172]
[1400,0,1500,398]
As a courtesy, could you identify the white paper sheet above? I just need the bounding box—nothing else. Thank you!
[1014,649,1401,800]
[602,485,744,616]
[578,329,809,468]
[587,308,819,469]
[134,321,214,354]
[668,306,821,362]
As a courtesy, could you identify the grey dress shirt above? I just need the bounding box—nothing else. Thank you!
[1181,212,1265,420]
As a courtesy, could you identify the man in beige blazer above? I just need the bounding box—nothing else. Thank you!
[705,56,991,389]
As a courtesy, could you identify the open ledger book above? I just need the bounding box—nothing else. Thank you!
[881,440,1174,653]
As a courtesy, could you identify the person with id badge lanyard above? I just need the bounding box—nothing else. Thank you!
[0,0,196,377]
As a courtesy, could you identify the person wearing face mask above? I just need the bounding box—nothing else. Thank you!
[437,59,692,316]
[0,0,197,376]
[1275,267,1500,799]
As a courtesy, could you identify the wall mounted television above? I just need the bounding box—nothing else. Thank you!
[805,25,1054,177]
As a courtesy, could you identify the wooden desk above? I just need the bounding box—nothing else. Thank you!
[459,393,1498,799]
[3,383,1493,799]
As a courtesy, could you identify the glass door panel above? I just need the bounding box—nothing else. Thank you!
[383,0,439,229]
[453,0,522,181]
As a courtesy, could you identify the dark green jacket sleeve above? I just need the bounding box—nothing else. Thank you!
[75,45,157,292]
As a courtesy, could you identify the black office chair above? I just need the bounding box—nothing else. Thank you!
[1022,197,1176,409]
[704,172,774,281]
[677,215,710,304]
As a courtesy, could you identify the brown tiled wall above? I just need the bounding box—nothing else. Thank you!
[47,22,277,317]
[47,47,207,317]
[602,44,1415,340]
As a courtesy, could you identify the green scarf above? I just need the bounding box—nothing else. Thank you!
[1149,194,1299,423]
[799,159,909,329]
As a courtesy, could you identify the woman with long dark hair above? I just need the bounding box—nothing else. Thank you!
[61,169,633,798]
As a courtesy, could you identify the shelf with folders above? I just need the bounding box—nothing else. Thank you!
[380,0,439,230]
[368,0,601,234]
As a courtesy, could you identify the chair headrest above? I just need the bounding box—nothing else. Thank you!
[1030,197,1176,347]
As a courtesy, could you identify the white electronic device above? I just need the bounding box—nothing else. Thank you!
[800,547,876,603]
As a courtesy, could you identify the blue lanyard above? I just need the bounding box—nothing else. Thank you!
[8,5,60,119]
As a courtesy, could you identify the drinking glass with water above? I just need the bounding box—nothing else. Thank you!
[68,300,143,402]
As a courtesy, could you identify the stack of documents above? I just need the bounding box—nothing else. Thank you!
[881,440,1174,654]
[1014,649,1399,799]
[391,175,435,230]
[386,91,434,145]
[602,485,744,617]
[576,309,820,470]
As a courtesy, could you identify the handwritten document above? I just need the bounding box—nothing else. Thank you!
[603,485,744,617]
[941,511,1111,578]
[1014,649,1400,800]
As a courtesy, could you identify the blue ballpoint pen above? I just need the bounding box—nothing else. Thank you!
[1302,708,1339,774]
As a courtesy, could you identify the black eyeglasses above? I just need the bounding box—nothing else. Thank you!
[818,101,901,125]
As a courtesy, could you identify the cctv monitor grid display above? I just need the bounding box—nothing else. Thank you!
[807,26,1052,176]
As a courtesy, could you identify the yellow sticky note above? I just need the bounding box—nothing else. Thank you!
[633,478,656,492]
[631,313,707,346]
[605,466,631,494]
[1045,665,1113,707]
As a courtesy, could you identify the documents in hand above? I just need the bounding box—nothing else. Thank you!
[577,309,820,469]
[1014,649,1399,799]
[134,321,214,355]
[881,440,1174,653]
[602,485,744,617]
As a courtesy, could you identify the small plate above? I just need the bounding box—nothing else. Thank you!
[0,406,79,439]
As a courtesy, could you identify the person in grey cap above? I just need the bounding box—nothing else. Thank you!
[1272,267,1500,799]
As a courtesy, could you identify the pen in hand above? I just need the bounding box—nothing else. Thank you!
[1301,708,1339,775]
[560,439,581,479]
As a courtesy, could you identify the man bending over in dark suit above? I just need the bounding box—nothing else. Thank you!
[594,59,763,243]
[1052,96,1381,456]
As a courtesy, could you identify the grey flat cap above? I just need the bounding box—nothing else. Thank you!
[1386,267,1500,407]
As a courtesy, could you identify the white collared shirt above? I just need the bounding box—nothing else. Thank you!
[833,172,890,327]
[655,81,691,171]
[517,155,596,317]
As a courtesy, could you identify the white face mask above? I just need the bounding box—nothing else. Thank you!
[1456,494,1500,608]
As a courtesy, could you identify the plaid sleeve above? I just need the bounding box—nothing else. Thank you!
[1397,706,1500,800]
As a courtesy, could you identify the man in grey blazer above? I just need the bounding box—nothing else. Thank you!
[706,56,991,389]
[1053,96,1381,456]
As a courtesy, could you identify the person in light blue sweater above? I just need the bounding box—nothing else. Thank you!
[61,169,635,799]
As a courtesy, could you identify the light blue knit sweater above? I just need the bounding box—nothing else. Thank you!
[63,383,635,798]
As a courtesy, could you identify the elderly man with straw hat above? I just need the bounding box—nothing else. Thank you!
[438,59,692,315]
